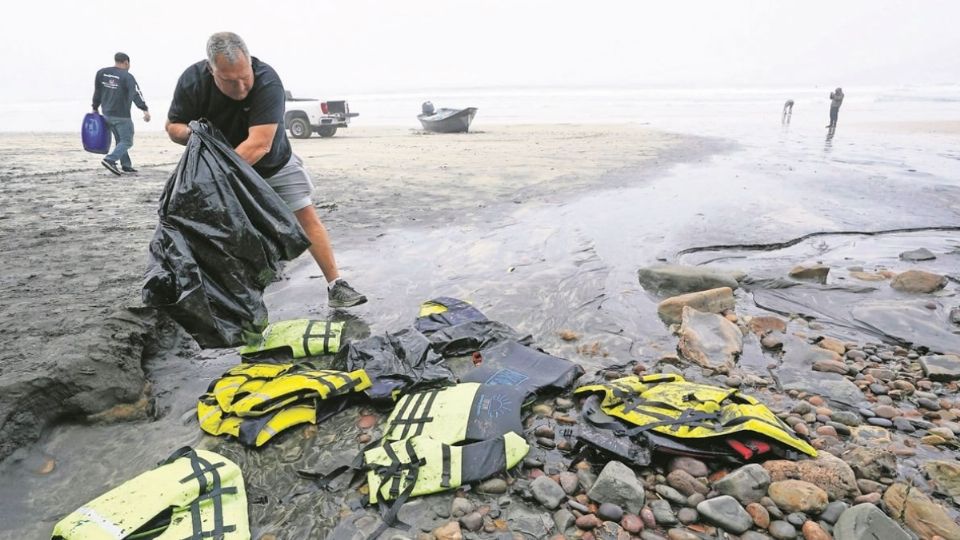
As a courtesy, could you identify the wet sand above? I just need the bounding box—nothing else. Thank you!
[2,118,959,538]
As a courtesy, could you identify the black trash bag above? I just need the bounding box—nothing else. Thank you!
[142,120,310,348]
[426,319,533,357]
[334,328,456,402]
[461,341,584,399]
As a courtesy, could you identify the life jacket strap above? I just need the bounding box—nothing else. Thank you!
[367,440,423,540]
[171,450,237,540]
[385,387,441,440]
[302,320,337,357]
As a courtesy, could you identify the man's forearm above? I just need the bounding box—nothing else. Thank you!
[234,139,270,166]
[166,121,192,145]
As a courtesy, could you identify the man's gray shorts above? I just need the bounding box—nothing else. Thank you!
[265,153,315,212]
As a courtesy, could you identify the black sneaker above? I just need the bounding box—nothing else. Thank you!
[121,166,138,173]
[328,280,367,308]
[101,159,122,176]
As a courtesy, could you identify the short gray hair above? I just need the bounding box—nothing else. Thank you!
[206,32,250,65]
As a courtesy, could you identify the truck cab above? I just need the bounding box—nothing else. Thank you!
[284,91,359,138]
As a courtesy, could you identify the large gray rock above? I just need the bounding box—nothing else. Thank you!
[890,269,947,293]
[696,495,754,534]
[530,475,566,510]
[637,264,742,296]
[658,287,736,324]
[842,447,897,482]
[712,463,771,504]
[677,306,743,372]
[920,354,960,381]
[899,248,936,261]
[883,482,960,540]
[586,461,645,514]
[924,460,960,499]
[833,503,910,540]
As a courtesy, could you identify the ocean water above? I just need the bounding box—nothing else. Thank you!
[3,84,959,133]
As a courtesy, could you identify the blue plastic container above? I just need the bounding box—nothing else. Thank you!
[81,113,111,154]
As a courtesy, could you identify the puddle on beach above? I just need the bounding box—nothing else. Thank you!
[2,116,960,538]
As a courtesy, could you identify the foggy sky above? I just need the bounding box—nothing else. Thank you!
[2,0,958,104]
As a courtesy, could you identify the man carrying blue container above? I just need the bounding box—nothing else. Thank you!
[92,52,151,175]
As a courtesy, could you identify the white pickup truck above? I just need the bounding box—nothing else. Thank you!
[283,91,359,138]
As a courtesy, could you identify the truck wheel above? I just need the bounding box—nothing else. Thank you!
[289,117,312,139]
[317,125,338,138]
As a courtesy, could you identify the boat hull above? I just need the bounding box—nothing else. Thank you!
[417,107,478,133]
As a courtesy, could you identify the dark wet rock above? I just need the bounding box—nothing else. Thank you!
[666,469,709,497]
[654,485,688,506]
[558,471,579,495]
[568,499,589,513]
[763,452,860,501]
[668,456,709,478]
[890,269,947,293]
[883,482,960,540]
[865,417,893,427]
[0,308,164,461]
[686,492,705,507]
[924,460,960,499]
[649,499,677,525]
[657,287,736,324]
[587,461,645,514]
[842,447,897,482]
[640,507,657,529]
[597,502,624,522]
[768,520,797,539]
[892,418,915,432]
[785,512,807,527]
[677,307,742,372]
[920,354,960,382]
[696,495,753,534]
[899,247,936,261]
[789,265,830,284]
[917,397,941,410]
[676,507,698,525]
[553,508,575,532]
[640,532,668,540]
[637,265,742,296]
[459,512,483,532]
[712,463,771,504]
[867,383,888,395]
[820,501,848,525]
[451,497,475,518]
[478,478,508,494]
[531,476,566,510]
[577,468,597,492]
[505,505,550,538]
[833,503,910,540]
[831,410,861,426]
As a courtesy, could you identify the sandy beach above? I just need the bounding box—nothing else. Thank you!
[2,117,959,539]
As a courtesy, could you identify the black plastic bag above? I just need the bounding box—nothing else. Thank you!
[334,328,455,402]
[461,341,584,399]
[142,121,310,348]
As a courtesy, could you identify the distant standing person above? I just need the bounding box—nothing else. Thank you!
[165,32,367,308]
[782,99,794,124]
[92,52,150,175]
[827,87,844,128]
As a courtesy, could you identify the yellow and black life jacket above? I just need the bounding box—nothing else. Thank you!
[237,319,344,359]
[52,447,249,540]
[574,373,816,457]
[198,362,370,447]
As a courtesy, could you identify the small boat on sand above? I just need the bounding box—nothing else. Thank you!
[417,102,478,133]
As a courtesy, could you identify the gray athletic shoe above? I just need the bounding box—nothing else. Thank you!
[101,159,121,176]
[328,280,367,308]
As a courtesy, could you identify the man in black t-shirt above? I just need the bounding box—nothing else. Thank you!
[165,32,366,308]
[92,52,151,175]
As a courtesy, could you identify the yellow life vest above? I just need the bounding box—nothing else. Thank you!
[574,373,816,457]
[237,319,344,359]
[197,362,370,447]
[51,447,249,540]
